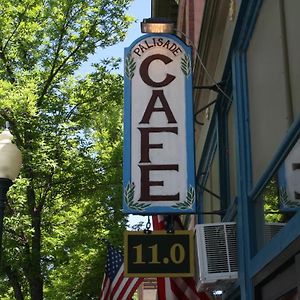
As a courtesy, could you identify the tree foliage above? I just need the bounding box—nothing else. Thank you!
[0,0,133,299]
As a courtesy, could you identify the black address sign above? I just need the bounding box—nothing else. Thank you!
[124,230,194,277]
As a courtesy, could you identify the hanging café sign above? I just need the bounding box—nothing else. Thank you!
[123,34,195,214]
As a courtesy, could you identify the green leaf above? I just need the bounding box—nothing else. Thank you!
[125,55,136,79]
[181,55,191,76]
[171,186,195,210]
[124,182,151,211]
[0,0,134,298]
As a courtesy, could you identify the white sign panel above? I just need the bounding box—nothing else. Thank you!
[123,34,195,214]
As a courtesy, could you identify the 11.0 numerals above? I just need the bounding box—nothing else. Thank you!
[133,243,185,265]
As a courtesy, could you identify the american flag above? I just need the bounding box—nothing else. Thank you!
[153,215,212,300]
[100,244,143,300]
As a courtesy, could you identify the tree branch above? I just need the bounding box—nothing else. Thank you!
[0,43,16,83]
[37,3,75,107]
[3,7,28,52]
[0,4,30,83]
[37,19,99,107]
[4,264,24,300]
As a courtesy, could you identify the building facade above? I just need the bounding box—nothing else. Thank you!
[152,0,300,299]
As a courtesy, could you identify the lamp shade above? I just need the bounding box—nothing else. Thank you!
[141,18,175,34]
[0,129,22,181]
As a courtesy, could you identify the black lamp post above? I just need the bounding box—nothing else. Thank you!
[0,128,22,264]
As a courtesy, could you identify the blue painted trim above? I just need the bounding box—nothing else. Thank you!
[217,93,233,211]
[123,47,132,201]
[223,197,237,222]
[250,209,300,277]
[232,5,300,288]
[229,1,264,299]
[232,49,254,300]
[185,45,196,193]
[191,1,264,297]
[192,0,264,296]
[194,55,233,225]
[248,114,300,275]
[235,1,263,51]
[123,206,196,215]
[125,33,192,54]
[122,33,196,214]
[249,115,300,202]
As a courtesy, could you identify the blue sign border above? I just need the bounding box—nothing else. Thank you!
[123,33,195,214]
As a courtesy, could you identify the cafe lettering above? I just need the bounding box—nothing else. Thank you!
[123,34,196,214]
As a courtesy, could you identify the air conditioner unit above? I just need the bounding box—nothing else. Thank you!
[195,222,238,292]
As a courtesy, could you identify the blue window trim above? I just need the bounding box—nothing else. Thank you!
[232,0,300,298]
[193,0,263,297]
[249,114,300,277]
[195,78,233,224]
[230,0,263,299]
[195,0,300,297]
[217,86,233,211]
[232,50,254,300]
[249,116,300,202]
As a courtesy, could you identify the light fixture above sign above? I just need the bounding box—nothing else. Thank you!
[141,17,175,34]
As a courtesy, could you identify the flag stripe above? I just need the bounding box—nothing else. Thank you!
[100,244,143,300]
[130,278,144,298]
[170,278,188,300]
[119,277,140,299]
[113,273,134,299]
[111,268,125,298]
[152,215,212,300]
[157,277,167,300]
[100,275,110,300]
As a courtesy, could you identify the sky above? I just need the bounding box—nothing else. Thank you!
[84,0,152,228]
[102,0,151,74]
[80,0,151,75]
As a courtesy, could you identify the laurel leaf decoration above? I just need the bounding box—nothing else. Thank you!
[124,182,135,204]
[181,54,191,76]
[171,185,195,210]
[124,182,151,211]
[125,55,136,79]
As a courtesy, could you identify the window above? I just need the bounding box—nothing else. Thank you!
[247,0,300,183]
[195,84,236,223]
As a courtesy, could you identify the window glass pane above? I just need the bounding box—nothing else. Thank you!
[247,0,290,184]
[284,0,300,116]
[254,137,300,252]
[203,146,221,223]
